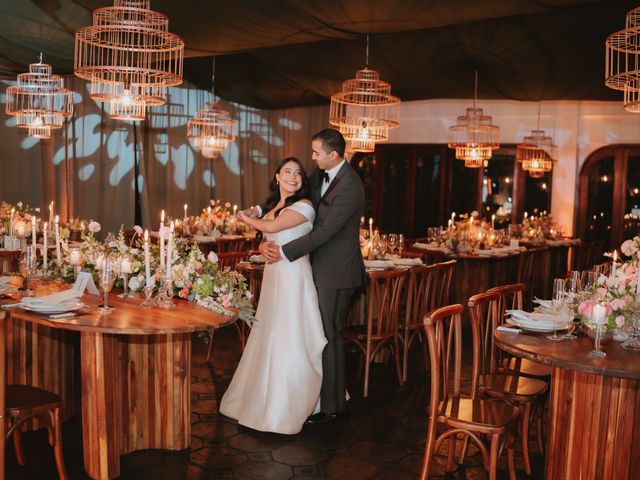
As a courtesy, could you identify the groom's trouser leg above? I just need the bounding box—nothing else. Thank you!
[316,287,354,414]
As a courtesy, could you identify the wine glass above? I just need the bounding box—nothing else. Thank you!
[99,258,116,314]
[561,272,581,340]
[547,277,565,341]
[388,234,398,254]
[19,247,36,296]
[379,234,388,258]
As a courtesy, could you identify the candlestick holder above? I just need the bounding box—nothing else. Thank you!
[140,284,156,308]
[72,264,81,280]
[156,276,175,309]
[54,260,65,284]
[588,323,607,358]
[118,273,137,299]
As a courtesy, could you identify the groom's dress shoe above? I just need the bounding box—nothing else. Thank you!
[305,412,337,425]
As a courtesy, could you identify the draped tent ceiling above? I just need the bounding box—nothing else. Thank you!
[0,0,638,109]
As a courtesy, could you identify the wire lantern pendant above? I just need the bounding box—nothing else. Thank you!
[5,53,74,140]
[447,71,500,168]
[187,57,236,159]
[516,104,557,178]
[605,7,640,112]
[329,35,400,153]
[74,0,184,121]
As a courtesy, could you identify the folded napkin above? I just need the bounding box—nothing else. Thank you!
[392,257,423,266]
[192,235,215,243]
[0,277,11,285]
[412,242,451,253]
[507,309,571,325]
[249,254,266,264]
[364,260,395,269]
[533,298,552,308]
[22,289,82,306]
[220,234,244,240]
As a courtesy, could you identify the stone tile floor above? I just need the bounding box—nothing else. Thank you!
[7,328,544,479]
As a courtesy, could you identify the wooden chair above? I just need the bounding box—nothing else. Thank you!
[216,237,247,253]
[0,250,21,274]
[400,259,456,382]
[6,384,68,479]
[517,247,550,308]
[468,291,549,476]
[487,284,553,380]
[341,268,407,397]
[216,251,247,270]
[420,304,519,480]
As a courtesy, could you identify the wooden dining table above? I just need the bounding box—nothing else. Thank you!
[495,330,640,479]
[0,281,237,480]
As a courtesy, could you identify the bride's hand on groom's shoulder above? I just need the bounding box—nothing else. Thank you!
[259,240,282,264]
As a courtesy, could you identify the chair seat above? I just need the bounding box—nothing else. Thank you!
[437,397,520,432]
[501,358,552,378]
[341,325,394,342]
[480,374,548,400]
[6,385,61,415]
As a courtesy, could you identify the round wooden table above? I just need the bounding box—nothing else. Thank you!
[495,330,640,480]
[0,282,237,480]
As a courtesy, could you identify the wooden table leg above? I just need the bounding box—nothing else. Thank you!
[546,366,640,479]
[81,332,120,480]
[0,312,7,480]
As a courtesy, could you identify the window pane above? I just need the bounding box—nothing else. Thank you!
[381,150,410,233]
[482,154,513,227]
[352,152,375,220]
[585,156,614,249]
[625,155,640,240]
[413,151,443,234]
[523,173,552,216]
[450,158,479,216]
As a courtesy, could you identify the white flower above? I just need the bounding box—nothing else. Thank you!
[621,239,638,257]
[207,251,218,264]
[129,275,144,291]
[88,221,101,233]
[17,201,23,208]
[133,225,143,236]
[35,207,40,212]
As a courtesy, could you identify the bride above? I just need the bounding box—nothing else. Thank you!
[219,157,327,434]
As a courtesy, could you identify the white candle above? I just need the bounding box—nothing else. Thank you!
[31,216,36,248]
[469,217,473,227]
[451,212,456,222]
[233,204,238,216]
[592,304,607,325]
[524,211,528,221]
[9,207,14,236]
[360,216,365,226]
[491,214,496,230]
[448,219,453,231]
[121,257,132,274]
[611,250,618,277]
[70,249,81,266]
[167,221,174,280]
[369,218,373,239]
[54,215,61,262]
[160,209,165,267]
[207,206,211,215]
[48,202,53,226]
[95,253,104,271]
[144,230,151,287]
[183,203,188,220]
[43,222,48,270]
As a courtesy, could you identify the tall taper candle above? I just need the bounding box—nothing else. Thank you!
[611,250,618,277]
[54,215,61,262]
[144,230,151,287]
[167,221,174,280]
[43,222,48,270]
[183,203,188,220]
[160,209,165,267]
[31,216,36,249]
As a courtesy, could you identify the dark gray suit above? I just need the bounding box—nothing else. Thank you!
[282,161,365,414]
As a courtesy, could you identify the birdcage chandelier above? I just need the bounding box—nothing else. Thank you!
[187,57,236,159]
[448,71,500,168]
[329,36,400,153]
[605,6,640,112]
[74,0,184,121]
[5,55,74,140]
[516,105,557,178]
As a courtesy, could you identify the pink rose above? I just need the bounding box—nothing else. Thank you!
[220,293,233,308]
[615,315,626,328]
[610,298,627,312]
[178,288,189,299]
[578,300,594,317]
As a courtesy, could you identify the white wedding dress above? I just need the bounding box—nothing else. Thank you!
[219,201,327,434]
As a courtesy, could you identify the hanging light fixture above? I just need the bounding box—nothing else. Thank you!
[74,0,184,121]
[605,7,640,112]
[5,54,74,140]
[329,35,400,153]
[448,71,500,168]
[187,57,236,159]
[516,105,557,178]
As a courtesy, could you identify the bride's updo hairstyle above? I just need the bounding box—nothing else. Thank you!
[263,156,310,217]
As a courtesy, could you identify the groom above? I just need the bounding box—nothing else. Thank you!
[260,128,365,422]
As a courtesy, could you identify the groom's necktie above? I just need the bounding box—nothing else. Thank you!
[321,171,330,197]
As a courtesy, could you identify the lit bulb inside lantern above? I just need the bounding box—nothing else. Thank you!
[121,89,132,106]
[359,121,369,140]
[469,147,478,159]
[32,115,43,127]
[532,159,540,169]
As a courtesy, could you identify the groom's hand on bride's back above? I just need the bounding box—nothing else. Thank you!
[259,240,282,264]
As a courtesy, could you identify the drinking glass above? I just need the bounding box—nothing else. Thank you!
[388,234,398,254]
[398,234,405,256]
[580,270,597,295]
[561,272,581,340]
[19,247,36,296]
[547,277,565,341]
[99,259,116,314]
[379,234,388,258]
[622,305,640,350]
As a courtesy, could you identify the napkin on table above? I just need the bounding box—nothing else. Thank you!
[22,289,82,306]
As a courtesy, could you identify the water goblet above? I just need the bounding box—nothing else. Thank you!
[547,277,565,341]
[379,234,388,259]
[99,259,116,314]
[388,234,398,254]
[561,272,581,340]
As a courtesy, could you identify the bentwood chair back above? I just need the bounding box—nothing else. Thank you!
[0,250,21,275]
[420,304,519,480]
[216,237,247,253]
[341,268,407,397]
[517,247,549,307]
[216,252,247,270]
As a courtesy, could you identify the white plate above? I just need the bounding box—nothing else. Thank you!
[509,318,572,332]
[21,303,85,314]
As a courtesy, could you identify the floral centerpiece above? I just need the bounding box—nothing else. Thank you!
[0,201,38,238]
[188,200,242,237]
